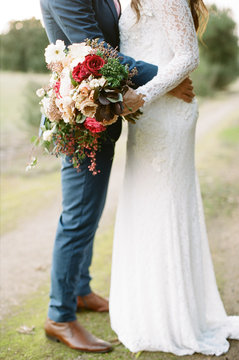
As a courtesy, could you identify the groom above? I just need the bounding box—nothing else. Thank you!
[40,0,195,353]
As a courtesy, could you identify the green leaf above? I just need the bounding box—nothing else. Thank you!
[70,70,79,87]
[31,135,37,143]
[76,113,86,124]
[96,50,104,58]
[25,157,38,172]
[106,93,123,103]
[100,58,129,88]
[106,97,120,104]
[135,351,143,359]
[31,135,41,146]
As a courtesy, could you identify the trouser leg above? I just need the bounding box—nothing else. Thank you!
[75,240,94,297]
[48,143,115,322]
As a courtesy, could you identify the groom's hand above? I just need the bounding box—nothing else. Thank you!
[169,77,195,103]
[122,87,145,116]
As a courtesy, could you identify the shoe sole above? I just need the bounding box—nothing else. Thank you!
[76,306,109,313]
[45,334,113,353]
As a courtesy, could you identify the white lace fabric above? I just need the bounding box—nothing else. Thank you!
[109,0,239,355]
[136,0,199,103]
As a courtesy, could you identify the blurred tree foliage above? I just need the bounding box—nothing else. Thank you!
[192,5,239,96]
[0,18,49,73]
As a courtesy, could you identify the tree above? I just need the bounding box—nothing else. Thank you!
[0,18,49,73]
[192,5,239,95]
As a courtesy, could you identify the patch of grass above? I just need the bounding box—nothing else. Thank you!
[196,111,239,220]
[0,166,61,235]
[220,125,239,146]
[0,71,61,235]
[200,178,239,220]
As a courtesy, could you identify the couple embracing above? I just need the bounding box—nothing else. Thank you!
[40,0,239,356]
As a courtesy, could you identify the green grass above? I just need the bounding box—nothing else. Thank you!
[200,179,239,220]
[196,111,239,220]
[0,168,61,235]
[0,71,49,132]
[220,125,239,146]
[0,71,61,235]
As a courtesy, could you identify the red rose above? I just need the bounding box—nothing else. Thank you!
[83,54,105,77]
[84,117,106,133]
[72,62,90,83]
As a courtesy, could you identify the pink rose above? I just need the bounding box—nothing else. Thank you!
[84,117,106,133]
[54,80,61,98]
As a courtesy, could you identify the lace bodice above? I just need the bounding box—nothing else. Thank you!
[119,0,199,103]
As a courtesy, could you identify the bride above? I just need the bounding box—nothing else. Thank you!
[109,0,239,355]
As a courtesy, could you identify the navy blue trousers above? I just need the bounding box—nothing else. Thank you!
[49,140,119,322]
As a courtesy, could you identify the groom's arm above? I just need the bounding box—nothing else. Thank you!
[46,0,158,87]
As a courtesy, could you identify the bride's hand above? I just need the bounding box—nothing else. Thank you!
[122,87,145,116]
[169,77,195,103]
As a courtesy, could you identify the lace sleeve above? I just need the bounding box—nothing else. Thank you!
[136,0,199,103]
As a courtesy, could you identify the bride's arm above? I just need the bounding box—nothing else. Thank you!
[136,0,199,103]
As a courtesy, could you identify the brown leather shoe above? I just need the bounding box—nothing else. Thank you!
[77,292,109,312]
[44,318,112,353]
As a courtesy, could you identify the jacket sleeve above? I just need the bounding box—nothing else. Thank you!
[47,0,158,87]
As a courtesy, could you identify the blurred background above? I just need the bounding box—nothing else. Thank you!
[0,1,239,359]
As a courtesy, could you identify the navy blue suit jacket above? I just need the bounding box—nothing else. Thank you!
[40,0,158,87]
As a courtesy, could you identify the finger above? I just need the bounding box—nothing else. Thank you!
[168,89,175,95]
[179,85,193,92]
[184,90,195,98]
[183,77,190,83]
[184,79,193,87]
[182,94,192,103]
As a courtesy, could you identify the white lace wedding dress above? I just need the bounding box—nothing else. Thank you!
[109,0,239,355]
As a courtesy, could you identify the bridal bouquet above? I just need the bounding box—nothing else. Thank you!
[30,39,139,174]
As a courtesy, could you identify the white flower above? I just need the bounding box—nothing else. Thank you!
[45,40,66,64]
[68,43,92,70]
[36,88,45,97]
[99,77,107,87]
[55,97,74,124]
[89,79,100,89]
[41,97,51,116]
[70,58,81,70]
[89,77,106,89]
[49,73,58,86]
[78,80,91,90]
[60,68,73,97]
[43,130,53,142]
[68,43,91,60]
[47,89,53,97]
[61,96,72,107]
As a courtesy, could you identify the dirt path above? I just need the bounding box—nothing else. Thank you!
[1,85,239,319]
